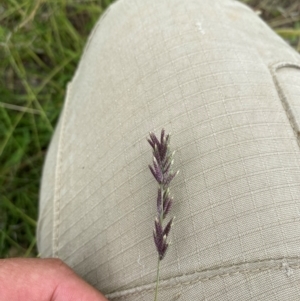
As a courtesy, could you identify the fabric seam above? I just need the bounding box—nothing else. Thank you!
[106,256,300,299]
[52,82,73,257]
[51,2,117,257]
[269,61,300,148]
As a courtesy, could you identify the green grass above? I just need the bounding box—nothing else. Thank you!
[0,0,113,258]
[0,0,299,258]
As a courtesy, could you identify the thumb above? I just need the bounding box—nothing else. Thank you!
[0,258,108,301]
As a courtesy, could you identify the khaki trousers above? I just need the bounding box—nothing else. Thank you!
[37,0,300,299]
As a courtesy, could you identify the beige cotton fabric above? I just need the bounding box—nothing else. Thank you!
[37,0,300,300]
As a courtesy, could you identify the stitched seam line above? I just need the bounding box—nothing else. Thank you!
[51,2,116,256]
[106,257,300,299]
[270,61,300,148]
[52,82,72,257]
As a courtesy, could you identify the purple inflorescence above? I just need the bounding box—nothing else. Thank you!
[148,129,179,261]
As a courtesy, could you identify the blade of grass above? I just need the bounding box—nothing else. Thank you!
[0,230,25,252]
[6,45,53,130]
[276,28,300,37]
[18,0,43,29]
[34,54,77,96]
[24,237,36,257]
[2,196,37,228]
[0,102,42,115]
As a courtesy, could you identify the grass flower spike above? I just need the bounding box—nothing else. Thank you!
[148,129,179,301]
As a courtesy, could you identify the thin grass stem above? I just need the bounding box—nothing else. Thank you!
[154,256,161,301]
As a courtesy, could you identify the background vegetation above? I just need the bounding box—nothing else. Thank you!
[0,0,299,258]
